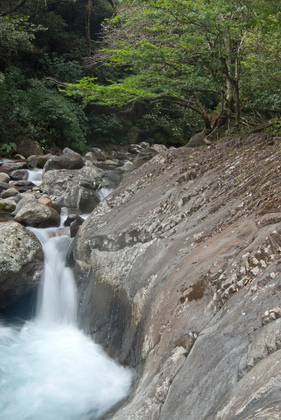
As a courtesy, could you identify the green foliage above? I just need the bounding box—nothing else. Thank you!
[1,0,281,150]
[0,68,87,152]
[268,118,281,136]
[65,0,281,137]
[137,103,203,145]
[241,24,281,112]
[0,142,17,155]
[39,54,85,83]
[86,110,129,144]
[0,67,25,142]
[23,81,88,151]
[0,14,46,68]
[0,0,120,151]
[0,14,41,50]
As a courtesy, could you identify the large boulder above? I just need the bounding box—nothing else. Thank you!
[0,221,44,309]
[15,136,43,157]
[43,151,84,173]
[41,165,105,212]
[72,133,281,419]
[14,200,60,228]
[27,154,53,169]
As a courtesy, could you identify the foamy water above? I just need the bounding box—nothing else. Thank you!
[27,168,43,186]
[0,228,133,420]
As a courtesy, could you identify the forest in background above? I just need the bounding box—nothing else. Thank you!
[1,0,281,154]
[0,0,119,153]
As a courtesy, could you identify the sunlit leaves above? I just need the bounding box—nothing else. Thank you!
[67,0,281,128]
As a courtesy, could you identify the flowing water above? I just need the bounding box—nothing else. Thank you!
[0,173,133,419]
[27,168,43,187]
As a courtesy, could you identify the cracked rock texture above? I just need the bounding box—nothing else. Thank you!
[41,165,105,212]
[73,133,281,419]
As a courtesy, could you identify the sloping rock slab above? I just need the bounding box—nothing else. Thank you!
[0,221,43,309]
[73,133,281,419]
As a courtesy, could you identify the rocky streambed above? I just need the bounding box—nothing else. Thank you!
[1,133,281,419]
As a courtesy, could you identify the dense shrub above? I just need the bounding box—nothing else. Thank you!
[0,68,87,152]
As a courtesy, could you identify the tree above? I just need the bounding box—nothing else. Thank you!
[86,0,116,57]
[66,0,281,137]
[0,0,118,149]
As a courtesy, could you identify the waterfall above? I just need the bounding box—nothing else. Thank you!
[33,229,77,325]
[0,227,133,420]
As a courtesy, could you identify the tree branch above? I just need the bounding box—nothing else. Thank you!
[0,0,28,16]
[106,0,116,8]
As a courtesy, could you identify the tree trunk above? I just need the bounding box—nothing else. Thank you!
[234,80,240,122]
[106,0,116,8]
[86,0,93,57]
[194,96,212,130]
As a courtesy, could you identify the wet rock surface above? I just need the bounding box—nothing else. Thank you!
[73,133,281,419]
[0,221,44,309]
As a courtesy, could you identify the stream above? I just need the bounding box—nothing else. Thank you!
[0,168,133,420]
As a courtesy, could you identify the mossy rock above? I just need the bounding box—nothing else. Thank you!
[0,198,16,213]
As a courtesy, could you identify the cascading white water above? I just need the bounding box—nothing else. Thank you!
[27,168,43,186]
[0,227,133,420]
[34,229,77,325]
[97,186,115,200]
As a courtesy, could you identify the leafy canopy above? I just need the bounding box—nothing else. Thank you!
[66,0,281,132]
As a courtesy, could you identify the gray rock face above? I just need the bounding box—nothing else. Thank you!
[14,200,60,228]
[73,133,281,419]
[43,151,84,173]
[41,166,105,212]
[0,221,43,309]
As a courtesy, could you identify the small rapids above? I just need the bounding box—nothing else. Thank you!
[27,168,43,187]
[0,227,132,420]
